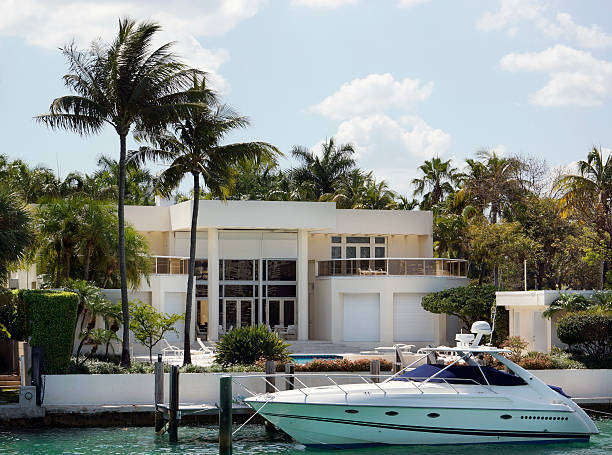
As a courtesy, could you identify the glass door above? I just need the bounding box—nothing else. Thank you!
[224,299,237,331]
[239,299,255,328]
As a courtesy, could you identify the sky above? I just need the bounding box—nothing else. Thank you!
[1,0,611,195]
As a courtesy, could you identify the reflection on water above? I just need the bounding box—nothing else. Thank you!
[0,420,610,455]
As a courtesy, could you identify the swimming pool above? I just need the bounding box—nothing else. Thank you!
[289,354,343,365]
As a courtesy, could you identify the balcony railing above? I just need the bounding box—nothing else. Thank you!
[316,258,468,278]
[151,256,190,275]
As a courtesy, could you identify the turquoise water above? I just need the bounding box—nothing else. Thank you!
[290,354,343,365]
[0,420,610,454]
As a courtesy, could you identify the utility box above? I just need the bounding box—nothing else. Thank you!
[19,386,36,407]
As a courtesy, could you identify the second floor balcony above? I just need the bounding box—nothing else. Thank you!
[316,258,468,278]
[151,256,190,275]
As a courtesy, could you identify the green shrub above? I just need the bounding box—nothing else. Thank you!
[556,312,612,359]
[20,290,78,374]
[214,325,291,366]
[271,358,393,373]
[422,285,508,343]
[0,289,26,340]
[518,352,554,370]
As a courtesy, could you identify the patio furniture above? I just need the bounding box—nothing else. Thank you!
[218,325,226,336]
[160,339,183,357]
[274,325,287,337]
[285,325,297,340]
[195,338,215,355]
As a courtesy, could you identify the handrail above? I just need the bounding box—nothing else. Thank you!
[316,258,468,278]
[229,372,495,401]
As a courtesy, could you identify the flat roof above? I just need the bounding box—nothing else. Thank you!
[125,200,432,235]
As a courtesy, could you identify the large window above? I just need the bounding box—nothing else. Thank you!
[265,260,296,281]
[223,260,257,281]
[331,236,386,259]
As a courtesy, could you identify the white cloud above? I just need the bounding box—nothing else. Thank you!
[327,114,451,194]
[500,45,612,106]
[312,73,433,120]
[0,0,267,90]
[291,0,358,9]
[477,0,612,49]
[397,0,431,8]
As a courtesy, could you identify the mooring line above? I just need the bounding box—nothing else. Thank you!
[232,398,273,437]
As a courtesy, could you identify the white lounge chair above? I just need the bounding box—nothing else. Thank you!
[160,339,183,357]
[195,338,215,355]
[218,325,226,336]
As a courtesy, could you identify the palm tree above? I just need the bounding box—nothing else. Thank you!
[36,197,82,286]
[412,157,460,210]
[356,178,396,210]
[76,199,116,281]
[291,138,356,199]
[0,190,36,281]
[555,147,612,289]
[131,80,279,364]
[323,169,370,208]
[37,18,213,366]
[464,151,525,224]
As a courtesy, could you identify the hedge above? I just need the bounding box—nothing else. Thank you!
[556,312,612,359]
[0,289,26,340]
[18,290,79,374]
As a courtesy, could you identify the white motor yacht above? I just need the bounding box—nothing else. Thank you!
[244,321,598,448]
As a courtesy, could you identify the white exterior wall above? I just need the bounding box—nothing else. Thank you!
[497,290,594,352]
[314,276,467,345]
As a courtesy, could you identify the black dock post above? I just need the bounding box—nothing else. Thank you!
[154,354,164,433]
[219,375,232,455]
[370,359,381,383]
[168,365,179,443]
[285,363,295,390]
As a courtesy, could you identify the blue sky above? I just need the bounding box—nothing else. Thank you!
[1,0,611,194]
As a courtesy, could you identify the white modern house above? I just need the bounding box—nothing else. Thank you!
[119,200,468,348]
[496,290,594,352]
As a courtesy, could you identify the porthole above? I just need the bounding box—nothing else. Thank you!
[427,413,440,418]
[500,414,512,420]
[385,411,399,416]
[345,409,359,414]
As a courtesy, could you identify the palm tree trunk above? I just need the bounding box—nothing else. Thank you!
[118,134,131,367]
[183,172,200,365]
[65,246,72,282]
[84,242,93,281]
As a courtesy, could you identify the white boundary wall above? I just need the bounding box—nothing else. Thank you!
[43,369,612,406]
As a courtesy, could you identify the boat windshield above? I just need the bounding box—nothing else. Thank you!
[390,364,527,386]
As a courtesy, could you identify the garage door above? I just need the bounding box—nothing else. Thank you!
[393,293,435,342]
[343,293,379,342]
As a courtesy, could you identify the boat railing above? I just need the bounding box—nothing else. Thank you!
[228,372,497,401]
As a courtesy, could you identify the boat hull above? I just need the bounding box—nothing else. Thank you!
[247,401,592,447]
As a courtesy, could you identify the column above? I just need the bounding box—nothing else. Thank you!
[207,228,219,341]
[297,229,309,340]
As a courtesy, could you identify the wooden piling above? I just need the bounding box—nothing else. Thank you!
[219,375,232,455]
[285,363,295,390]
[265,360,276,393]
[154,355,164,433]
[264,360,277,432]
[370,359,380,383]
[168,365,179,443]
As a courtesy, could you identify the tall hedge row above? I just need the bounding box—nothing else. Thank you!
[17,290,79,374]
[556,312,612,359]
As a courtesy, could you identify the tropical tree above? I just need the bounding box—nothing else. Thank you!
[131,79,279,364]
[324,169,370,208]
[37,18,213,366]
[76,199,116,281]
[290,138,356,199]
[36,197,82,286]
[412,157,460,210]
[555,147,612,289]
[0,191,36,281]
[355,178,396,210]
[92,155,156,205]
[464,151,525,223]
[129,299,184,363]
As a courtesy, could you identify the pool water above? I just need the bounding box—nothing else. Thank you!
[289,354,343,365]
[1,420,610,454]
